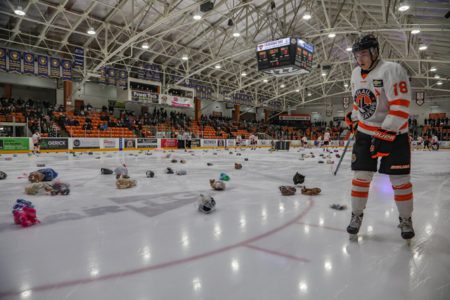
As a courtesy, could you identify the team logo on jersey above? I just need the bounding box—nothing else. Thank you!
[373,79,383,87]
[354,88,377,119]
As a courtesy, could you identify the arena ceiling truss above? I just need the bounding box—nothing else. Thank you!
[0,0,449,109]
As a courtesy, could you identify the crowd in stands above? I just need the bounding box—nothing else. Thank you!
[1,97,449,142]
[0,97,61,137]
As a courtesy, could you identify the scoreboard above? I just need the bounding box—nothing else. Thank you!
[256,37,314,76]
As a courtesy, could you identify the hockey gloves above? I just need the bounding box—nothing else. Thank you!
[370,129,396,158]
[345,111,358,133]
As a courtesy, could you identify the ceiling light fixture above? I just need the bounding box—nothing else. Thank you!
[411,29,420,34]
[87,27,96,35]
[14,6,26,16]
[214,64,221,69]
[398,2,410,12]
[436,81,443,85]
[263,79,268,83]
[193,14,202,20]
[307,92,312,97]
[181,55,188,61]
[141,42,149,49]
[280,84,285,88]
[430,66,437,72]
[328,32,336,38]
[418,44,428,51]
[233,32,240,37]
[303,12,312,20]
[241,72,247,77]
[346,47,352,52]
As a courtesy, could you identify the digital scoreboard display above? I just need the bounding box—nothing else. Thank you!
[256,37,314,76]
[296,38,314,71]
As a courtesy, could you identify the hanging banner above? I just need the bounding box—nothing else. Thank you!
[138,64,146,80]
[98,67,106,85]
[343,96,350,109]
[23,52,35,75]
[61,59,72,81]
[116,69,127,89]
[73,47,84,68]
[37,55,49,77]
[416,91,425,106]
[0,48,7,71]
[8,50,22,73]
[50,57,60,78]
[144,64,162,82]
[106,67,116,85]
[159,94,194,108]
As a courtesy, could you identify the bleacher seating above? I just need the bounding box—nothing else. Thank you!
[54,111,136,138]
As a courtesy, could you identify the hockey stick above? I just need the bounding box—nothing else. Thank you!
[333,132,354,176]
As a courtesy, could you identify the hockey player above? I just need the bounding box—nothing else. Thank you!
[323,129,331,146]
[31,131,41,154]
[315,135,322,147]
[416,135,423,151]
[235,135,242,150]
[345,34,414,241]
[249,134,257,150]
[301,135,308,148]
[431,135,439,151]
[423,135,431,150]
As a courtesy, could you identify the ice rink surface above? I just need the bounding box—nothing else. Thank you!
[0,147,449,300]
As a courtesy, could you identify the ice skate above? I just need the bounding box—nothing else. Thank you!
[398,217,415,244]
[347,213,363,240]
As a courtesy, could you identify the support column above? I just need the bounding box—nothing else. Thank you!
[194,97,201,122]
[264,109,269,123]
[3,84,12,98]
[63,81,72,111]
[233,104,240,123]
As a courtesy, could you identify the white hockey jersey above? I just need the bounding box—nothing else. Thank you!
[324,132,330,142]
[350,60,411,136]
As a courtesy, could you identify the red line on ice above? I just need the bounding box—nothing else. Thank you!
[0,201,314,297]
[244,244,310,262]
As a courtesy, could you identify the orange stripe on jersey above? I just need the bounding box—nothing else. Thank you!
[351,191,369,198]
[352,179,370,188]
[353,104,358,110]
[400,122,408,130]
[358,121,380,132]
[389,99,410,107]
[393,183,412,190]
[388,110,409,119]
[395,193,413,201]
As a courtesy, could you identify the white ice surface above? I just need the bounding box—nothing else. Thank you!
[0,148,449,300]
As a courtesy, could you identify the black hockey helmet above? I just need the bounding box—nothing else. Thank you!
[352,34,379,53]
